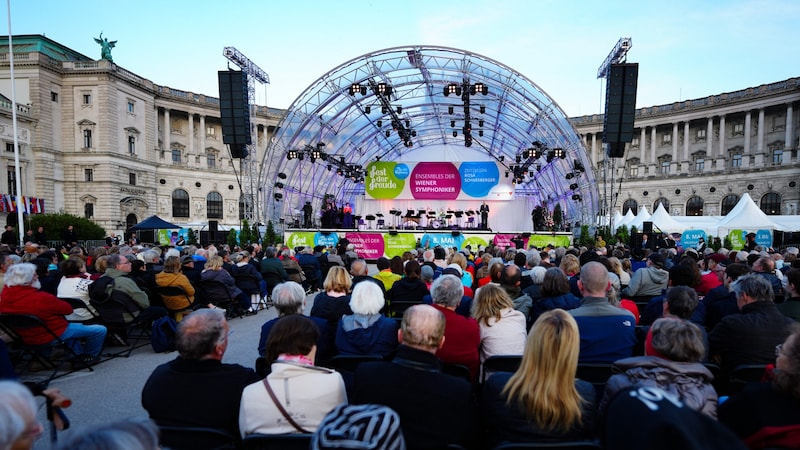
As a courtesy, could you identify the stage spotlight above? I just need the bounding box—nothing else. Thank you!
[385,130,391,137]
[448,106,454,115]
[569,183,579,190]
[377,120,382,128]
[348,84,360,96]
[498,155,505,162]
[479,105,486,114]
[327,165,332,171]
[381,106,388,114]
[376,82,392,96]
[478,130,483,137]
[529,171,534,177]
[516,155,522,163]
[277,172,287,179]
[566,173,575,180]
[572,194,582,201]
[397,106,403,114]
[287,150,297,160]
[411,130,417,137]
[405,140,413,148]
[274,182,284,189]
[274,193,283,200]
[450,120,456,128]
[405,120,410,128]
[473,82,488,95]
[522,149,530,159]
[478,119,484,127]
[453,130,458,137]
[505,171,509,178]
[365,106,371,114]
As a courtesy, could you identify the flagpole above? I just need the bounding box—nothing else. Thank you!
[6,0,24,244]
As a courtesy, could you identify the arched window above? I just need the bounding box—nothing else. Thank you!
[760,192,781,215]
[622,199,638,215]
[721,194,739,215]
[653,197,670,211]
[239,194,253,220]
[686,196,704,216]
[172,189,189,217]
[207,192,223,219]
[126,214,138,230]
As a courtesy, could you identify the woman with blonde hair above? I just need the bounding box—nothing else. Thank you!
[201,256,253,314]
[471,283,526,364]
[450,252,473,288]
[481,309,595,445]
[310,265,353,365]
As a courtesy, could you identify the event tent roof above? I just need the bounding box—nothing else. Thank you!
[649,203,688,233]
[127,215,182,231]
[714,193,780,233]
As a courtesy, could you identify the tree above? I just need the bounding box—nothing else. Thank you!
[615,226,630,247]
[577,225,594,248]
[26,212,105,244]
[265,220,277,246]
[227,228,238,249]
[552,204,563,230]
[187,228,198,246]
[251,222,261,244]
[238,219,252,246]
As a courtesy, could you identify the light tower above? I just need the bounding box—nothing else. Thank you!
[222,46,269,231]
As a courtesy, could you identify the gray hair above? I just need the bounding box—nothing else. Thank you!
[54,417,159,450]
[0,380,37,448]
[730,274,774,303]
[430,274,464,308]
[528,266,547,285]
[1,253,20,269]
[106,253,129,269]
[271,281,306,316]
[164,248,180,259]
[264,247,277,258]
[176,309,227,359]
[3,262,36,287]
[233,251,250,263]
[141,249,160,264]
[650,318,706,363]
[349,281,385,315]
[525,250,542,267]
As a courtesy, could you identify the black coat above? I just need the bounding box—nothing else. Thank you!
[354,345,477,450]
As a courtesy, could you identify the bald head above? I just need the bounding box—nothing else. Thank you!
[350,259,368,276]
[579,261,610,296]
[400,305,445,352]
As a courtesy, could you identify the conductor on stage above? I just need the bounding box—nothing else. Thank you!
[302,201,313,228]
[479,201,490,230]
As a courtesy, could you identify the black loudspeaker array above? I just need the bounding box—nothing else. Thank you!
[603,63,639,158]
[642,221,653,234]
[218,70,251,159]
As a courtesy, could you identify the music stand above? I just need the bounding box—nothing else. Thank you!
[366,214,376,229]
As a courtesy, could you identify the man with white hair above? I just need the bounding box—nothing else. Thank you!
[429,274,480,379]
[0,253,20,294]
[0,263,107,364]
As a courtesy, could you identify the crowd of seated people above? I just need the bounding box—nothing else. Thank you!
[2,236,800,449]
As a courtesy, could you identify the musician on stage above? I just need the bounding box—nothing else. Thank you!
[342,202,353,228]
[302,201,313,228]
[479,202,490,230]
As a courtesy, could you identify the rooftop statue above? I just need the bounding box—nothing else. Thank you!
[94,32,117,62]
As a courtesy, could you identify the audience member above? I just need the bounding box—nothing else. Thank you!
[0,380,42,450]
[719,324,800,449]
[777,268,800,321]
[499,264,533,319]
[141,309,259,438]
[429,274,480,379]
[155,255,196,312]
[257,281,329,359]
[202,256,254,314]
[386,260,428,311]
[240,315,346,436]
[373,257,401,291]
[349,259,385,295]
[569,261,636,364]
[703,262,751,330]
[55,417,160,450]
[311,403,405,450]
[709,274,794,378]
[621,253,669,301]
[353,305,475,449]
[56,256,97,322]
[481,309,596,446]
[336,281,399,358]
[471,283,526,364]
[529,267,581,324]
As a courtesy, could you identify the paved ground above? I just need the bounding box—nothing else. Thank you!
[26,294,298,449]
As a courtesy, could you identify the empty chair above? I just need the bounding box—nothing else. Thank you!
[158,425,238,450]
[242,433,312,450]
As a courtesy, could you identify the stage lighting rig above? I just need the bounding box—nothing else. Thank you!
[443,79,489,147]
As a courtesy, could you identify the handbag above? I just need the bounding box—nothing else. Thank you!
[262,379,311,433]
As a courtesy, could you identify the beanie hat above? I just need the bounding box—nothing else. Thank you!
[312,404,405,450]
[604,386,747,450]
[648,253,665,269]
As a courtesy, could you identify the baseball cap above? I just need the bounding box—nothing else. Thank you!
[180,255,194,264]
[443,263,463,276]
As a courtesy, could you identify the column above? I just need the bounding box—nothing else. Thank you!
[199,115,206,157]
[163,108,170,149]
[706,117,714,158]
[671,122,679,174]
[590,133,597,166]
[757,108,765,154]
[718,115,726,156]
[650,126,657,165]
[188,112,195,156]
[743,111,752,155]
[640,127,647,162]
[786,103,794,155]
[683,122,690,160]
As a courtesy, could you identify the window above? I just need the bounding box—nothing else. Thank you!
[693,152,705,172]
[127,101,135,114]
[731,153,742,169]
[84,203,94,219]
[696,128,706,141]
[128,136,136,155]
[5,143,13,152]
[733,123,744,136]
[629,166,638,177]
[721,194,739,215]
[83,129,92,149]
[171,148,181,163]
[773,149,783,165]
[82,93,92,105]
[654,197,670,211]
[631,137,639,147]
[85,169,93,182]
[622,199,638,215]
[662,134,672,144]
[129,173,136,186]
[7,167,16,195]
[686,196,704,216]
[51,92,58,102]
[206,152,216,168]
[760,193,781,215]
[207,192,223,219]
[172,189,190,217]
[206,126,216,137]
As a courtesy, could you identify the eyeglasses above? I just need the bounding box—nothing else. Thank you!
[776,344,785,358]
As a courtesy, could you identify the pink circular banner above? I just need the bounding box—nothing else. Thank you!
[409,162,461,200]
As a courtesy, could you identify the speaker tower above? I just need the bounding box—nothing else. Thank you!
[603,63,639,158]
[218,70,251,159]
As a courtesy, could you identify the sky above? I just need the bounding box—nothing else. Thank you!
[5,0,800,117]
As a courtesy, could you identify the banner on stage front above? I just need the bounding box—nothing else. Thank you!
[365,161,513,200]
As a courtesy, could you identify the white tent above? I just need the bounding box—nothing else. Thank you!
[616,209,636,229]
[714,193,781,234]
[649,203,688,233]
[627,205,652,230]
[610,210,624,230]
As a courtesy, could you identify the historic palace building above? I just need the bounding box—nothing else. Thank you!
[1,35,798,234]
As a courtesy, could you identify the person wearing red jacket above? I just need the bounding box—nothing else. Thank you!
[0,263,106,364]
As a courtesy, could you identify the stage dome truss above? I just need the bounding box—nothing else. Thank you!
[259,45,598,228]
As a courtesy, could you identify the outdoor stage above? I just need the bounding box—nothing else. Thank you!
[283,226,573,260]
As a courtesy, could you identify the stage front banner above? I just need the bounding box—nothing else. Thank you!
[365,161,514,201]
[284,231,572,259]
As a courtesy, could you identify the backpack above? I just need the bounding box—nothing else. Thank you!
[150,316,178,353]
[88,276,116,303]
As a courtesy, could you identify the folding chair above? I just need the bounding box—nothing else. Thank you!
[0,314,94,384]
[158,425,238,450]
[576,363,615,398]
[242,433,312,450]
[300,265,320,292]
[58,297,101,323]
[154,285,194,321]
[328,354,384,397]
[481,355,523,384]
[197,279,242,319]
[442,363,472,382]
[234,273,268,311]
[727,364,768,395]
[89,291,151,357]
